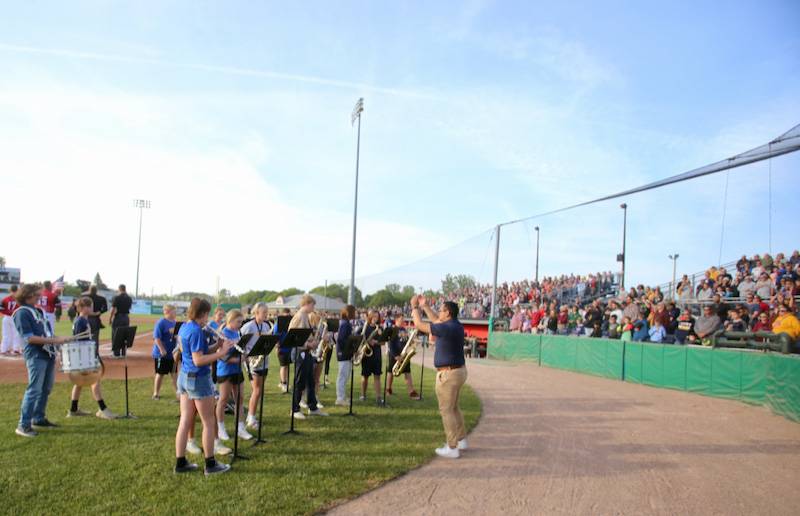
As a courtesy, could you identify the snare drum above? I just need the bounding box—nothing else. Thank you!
[61,340,103,386]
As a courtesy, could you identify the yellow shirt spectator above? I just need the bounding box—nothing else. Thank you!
[772,308,800,341]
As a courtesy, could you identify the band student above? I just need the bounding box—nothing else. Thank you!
[14,283,68,438]
[152,304,179,401]
[288,295,328,419]
[275,307,292,394]
[215,309,252,441]
[207,307,225,385]
[174,298,234,475]
[359,310,384,404]
[335,304,356,406]
[387,313,420,399]
[312,314,332,404]
[411,295,468,459]
[67,296,116,420]
[242,302,271,430]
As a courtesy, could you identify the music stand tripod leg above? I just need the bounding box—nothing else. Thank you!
[232,379,248,462]
[253,370,267,445]
[283,357,300,435]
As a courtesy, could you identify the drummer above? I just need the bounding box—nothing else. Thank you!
[67,296,116,420]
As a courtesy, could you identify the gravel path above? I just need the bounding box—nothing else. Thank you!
[328,358,800,515]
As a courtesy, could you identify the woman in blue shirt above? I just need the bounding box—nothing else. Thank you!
[174,298,234,476]
[214,309,253,443]
[13,283,67,438]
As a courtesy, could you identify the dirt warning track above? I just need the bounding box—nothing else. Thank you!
[328,358,800,515]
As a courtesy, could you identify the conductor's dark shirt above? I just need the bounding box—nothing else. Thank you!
[431,319,465,368]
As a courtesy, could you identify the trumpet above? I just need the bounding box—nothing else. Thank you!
[392,329,418,376]
[353,325,380,366]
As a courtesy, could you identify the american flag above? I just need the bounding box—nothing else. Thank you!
[53,275,64,291]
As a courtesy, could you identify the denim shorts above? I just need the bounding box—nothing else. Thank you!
[177,371,215,400]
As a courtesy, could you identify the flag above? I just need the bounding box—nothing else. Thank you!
[53,275,64,291]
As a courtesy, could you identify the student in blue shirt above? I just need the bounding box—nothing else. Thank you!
[214,309,253,442]
[14,284,67,438]
[152,304,178,400]
[67,297,116,420]
[207,307,225,384]
[335,305,356,406]
[174,298,234,476]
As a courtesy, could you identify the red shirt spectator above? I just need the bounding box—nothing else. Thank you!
[1,294,17,316]
[39,288,58,314]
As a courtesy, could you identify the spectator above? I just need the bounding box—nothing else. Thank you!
[738,275,757,298]
[619,317,633,341]
[509,307,522,332]
[607,315,621,339]
[648,320,666,343]
[557,306,568,335]
[772,305,800,343]
[755,272,774,300]
[751,311,772,333]
[674,311,695,344]
[694,305,721,344]
[724,309,747,332]
[632,319,649,342]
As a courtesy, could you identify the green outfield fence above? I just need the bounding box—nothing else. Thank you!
[488,332,800,422]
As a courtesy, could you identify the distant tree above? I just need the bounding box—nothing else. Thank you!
[441,274,476,296]
[93,273,108,290]
[62,283,82,297]
[175,291,213,301]
[309,283,363,306]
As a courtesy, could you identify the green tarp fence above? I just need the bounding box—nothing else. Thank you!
[488,332,800,422]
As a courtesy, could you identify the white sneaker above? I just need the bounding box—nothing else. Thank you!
[299,400,308,409]
[280,383,288,393]
[292,411,306,420]
[246,416,259,430]
[359,395,366,401]
[457,438,468,451]
[316,401,324,409]
[218,425,231,441]
[214,439,232,456]
[435,445,460,459]
[95,408,117,420]
[185,439,202,455]
[335,399,348,406]
[237,423,253,441]
[308,409,329,417]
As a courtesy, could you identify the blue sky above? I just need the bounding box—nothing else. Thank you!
[1,1,798,295]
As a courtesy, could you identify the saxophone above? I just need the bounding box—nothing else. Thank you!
[311,319,328,362]
[392,329,418,376]
[353,324,379,366]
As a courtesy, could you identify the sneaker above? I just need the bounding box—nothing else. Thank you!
[185,439,202,455]
[205,462,231,476]
[292,411,306,420]
[299,400,308,409]
[224,402,235,415]
[457,438,469,451]
[32,419,58,428]
[409,391,420,400]
[316,401,325,409]
[66,409,91,417]
[280,383,289,394]
[376,399,385,406]
[359,395,366,402]
[174,462,199,474]
[15,426,37,438]
[96,408,117,420]
[246,417,259,430]
[214,439,232,456]
[435,445,460,459]
[151,395,160,401]
[308,409,329,417]
[237,424,253,441]
[335,398,348,406]
[218,426,231,441]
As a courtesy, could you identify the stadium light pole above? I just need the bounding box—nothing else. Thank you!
[534,226,540,283]
[348,98,364,306]
[133,199,151,298]
[619,203,628,294]
[490,225,501,320]
[669,254,679,299]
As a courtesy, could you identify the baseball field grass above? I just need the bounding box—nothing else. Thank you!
[53,313,160,342]
[0,357,480,515]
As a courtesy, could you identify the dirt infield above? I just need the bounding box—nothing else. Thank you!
[0,334,156,384]
[328,358,800,516]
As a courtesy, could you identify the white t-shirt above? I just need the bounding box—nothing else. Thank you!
[241,319,272,370]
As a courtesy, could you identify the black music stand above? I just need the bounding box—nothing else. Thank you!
[112,326,138,419]
[379,328,395,408]
[230,334,253,463]
[249,335,278,446]
[276,315,291,333]
[283,328,311,435]
[343,334,361,417]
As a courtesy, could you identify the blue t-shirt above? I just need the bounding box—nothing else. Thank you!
[178,320,210,376]
[336,319,353,360]
[430,319,466,368]
[73,315,90,336]
[216,327,241,377]
[273,322,290,353]
[388,328,404,356]
[152,318,177,358]
[13,304,52,360]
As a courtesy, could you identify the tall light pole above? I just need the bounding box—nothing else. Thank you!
[133,199,151,298]
[348,97,364,306]
[669,254,679,299]
[534,226,540,283]
[618,203,628,294]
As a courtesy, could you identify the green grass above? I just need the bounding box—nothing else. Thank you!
[53,314,160,341]
[0,358,480,515]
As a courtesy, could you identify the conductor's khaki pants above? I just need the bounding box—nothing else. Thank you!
[435,367,467,448]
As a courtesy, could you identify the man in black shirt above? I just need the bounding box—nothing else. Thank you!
[411,295,466,459]
[87,285,108,349]
[109,284,132,357]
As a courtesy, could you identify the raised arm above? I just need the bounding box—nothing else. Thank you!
[410,295,432,335]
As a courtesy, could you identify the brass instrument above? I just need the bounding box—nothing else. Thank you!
[353,324,380,366]
[203,324,244,353]
[392,329,418,376]
[311,318,328,362]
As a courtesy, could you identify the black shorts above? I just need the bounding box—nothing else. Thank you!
[360,352,382,377]
[246,368,268,381]
[278,350,292,367]
[154,357,175,375]
[388,353,411,375]
[217,372,245,385]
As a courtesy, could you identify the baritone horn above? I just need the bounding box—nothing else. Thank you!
[392,329,418,376]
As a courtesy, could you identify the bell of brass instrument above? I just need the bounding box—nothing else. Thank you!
[392,329,418,376]
[353,324,379,366]
[311,319,328,362]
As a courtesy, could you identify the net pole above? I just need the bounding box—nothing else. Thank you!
[490,225,501,319]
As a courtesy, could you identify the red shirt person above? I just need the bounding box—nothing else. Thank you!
[38,281,60,334]
[1,285,22,354]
